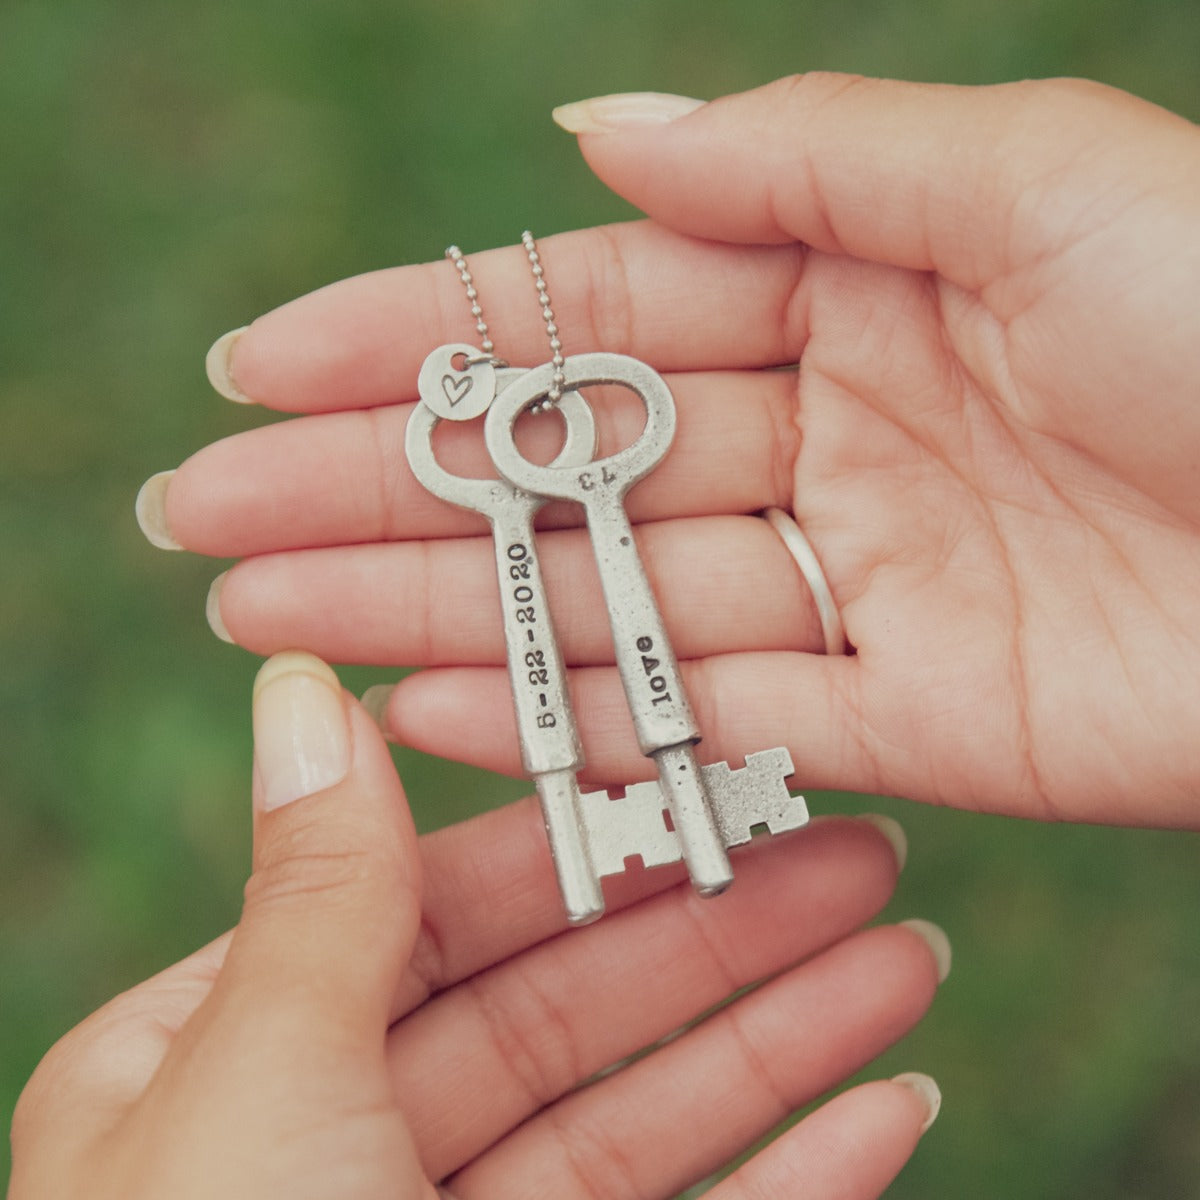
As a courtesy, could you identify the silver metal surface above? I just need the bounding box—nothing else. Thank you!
[520,232,566,407]
[486,355,689,750]
[444,246,496,357]
[578,748,808,877]
[486,353,734,894]
[535,768,605,925]
[653,743,733,895]
[416,342,497,422]
[405,377,605,924]
[576,780,684,879]
[705,748,809,845]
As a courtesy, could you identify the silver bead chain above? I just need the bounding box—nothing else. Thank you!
[444,244,494,358]
[443,232,566,411]
[521,230,567,407]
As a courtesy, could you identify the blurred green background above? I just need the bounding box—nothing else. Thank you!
[3,0,1198,1194]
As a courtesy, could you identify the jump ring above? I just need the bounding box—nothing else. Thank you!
[460,352,509,369]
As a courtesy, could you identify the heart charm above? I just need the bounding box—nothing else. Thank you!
[442,372,473,407]
[417,343,496,421]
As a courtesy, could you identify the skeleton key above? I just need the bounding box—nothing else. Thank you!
[405,372,608,925]
[486,353,735,897]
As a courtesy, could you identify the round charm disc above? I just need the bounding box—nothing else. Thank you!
[417,343,496,421]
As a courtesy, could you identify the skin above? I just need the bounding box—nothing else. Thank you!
[159,73,1200,828]
[8,654,939,1199]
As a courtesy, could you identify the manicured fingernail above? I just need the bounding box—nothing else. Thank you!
[900,918,953,984]
[253,652,351,811]
[891,1072,942,1134]
[205,326,254,403]
[360,685,396,739]
[552,92,705,134]
[135,470,183,550]
[858,813,907,872]
[206,572,233,643]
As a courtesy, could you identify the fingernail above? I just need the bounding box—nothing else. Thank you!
[900,918,953,984]
[205,326,254,404]
[252,651,351,811]
[858,813,907,872]
[360,685,396,739]
[891,1072,942,1134]
[206,572,233,643]
[134,470,183,551]
[552,92,705,134]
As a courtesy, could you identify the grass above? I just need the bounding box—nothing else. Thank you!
[3,0,1199,1193]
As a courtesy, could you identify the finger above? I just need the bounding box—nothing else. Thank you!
[396,811,903,1022]
[392,794,692,1017]
[211,652,420,1038]
[708,1076,940,1199]
[197,668,654,1035]
[209,221,804,413]
[563,74,1196,292]
[160,368,798,556]
[380,653,866,792]
[10,933,232,1149]
[390,821,913,1180]
[207,516,825,666]
[445,923,943,1198]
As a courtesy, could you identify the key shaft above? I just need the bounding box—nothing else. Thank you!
[489,505,581,776]
[584,498,699,754]
[489,507,604,923]
[653,743,732,895]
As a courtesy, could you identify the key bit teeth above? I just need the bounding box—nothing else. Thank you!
[575,747,806,884]
[708,747,808,847]
[746,746,796,775]
[578,782,683,878]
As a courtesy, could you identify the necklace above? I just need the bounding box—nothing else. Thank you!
[434,231,566,416]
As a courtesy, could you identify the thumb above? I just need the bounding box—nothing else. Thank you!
[554,74,1197,290]
[217,651,420,1035]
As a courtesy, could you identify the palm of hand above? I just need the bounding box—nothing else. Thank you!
[798,197,1200,823]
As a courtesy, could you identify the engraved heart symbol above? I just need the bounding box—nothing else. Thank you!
[442,373,473,407]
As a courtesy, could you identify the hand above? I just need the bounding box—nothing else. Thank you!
[9,652,944,1199]
[142,74,1200,828]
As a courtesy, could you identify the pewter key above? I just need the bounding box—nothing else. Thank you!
[405,375,606,923]
[485,353,734,897]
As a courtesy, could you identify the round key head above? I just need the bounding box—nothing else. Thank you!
[485,353,676,505]
[405,382,597,516]
[417,342,497,422]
